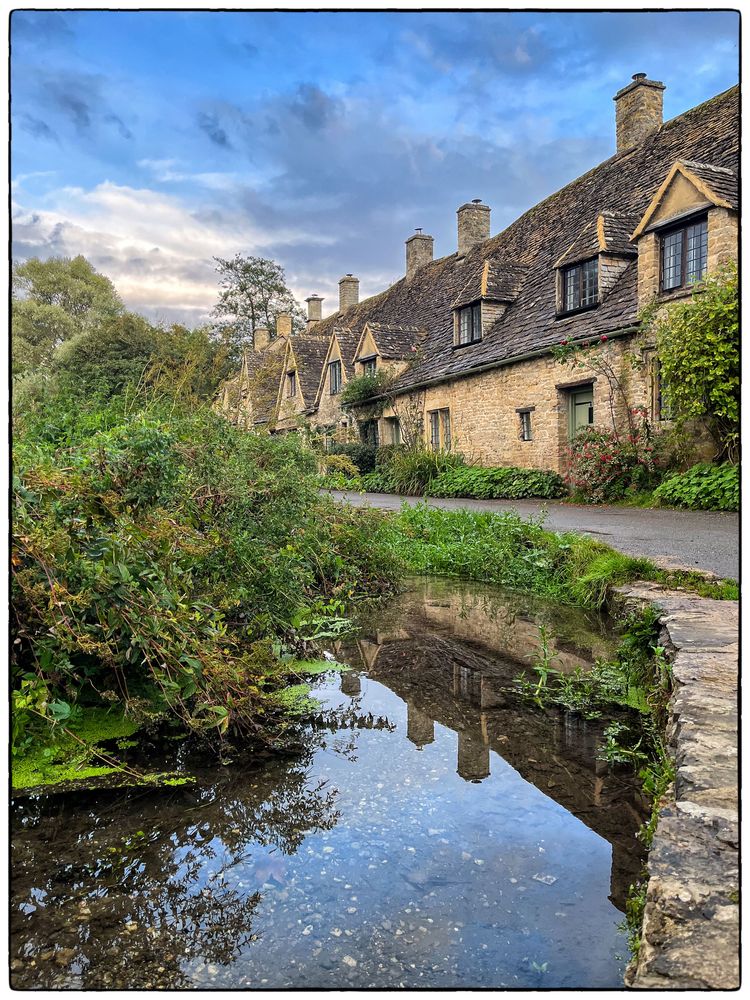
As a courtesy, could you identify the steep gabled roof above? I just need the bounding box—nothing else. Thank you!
[302,85,736,397]
[332,327,360,377]
[286,335,330,409]
[243,346,285,425]
[451,257,527,309]
[632,157,738,238]
[554,212,639,269]
[357,321,424,361]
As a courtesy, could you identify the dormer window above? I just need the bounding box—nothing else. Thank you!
[286,371,297,397]
[361,357,377,376]
[563,259,598,313]
[457,303,482,345]
[660,216,708,291]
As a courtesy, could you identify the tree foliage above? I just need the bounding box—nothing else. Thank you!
[212,254,305,360]
[643,263,739,461]
[12,255,123,375]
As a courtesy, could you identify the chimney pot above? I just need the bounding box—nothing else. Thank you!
[457,200,491,254]
[338,274,359,312]
[614,73,665,152]
[405,230,434,279]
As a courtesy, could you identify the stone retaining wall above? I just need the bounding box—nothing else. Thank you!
[615,583,739,989]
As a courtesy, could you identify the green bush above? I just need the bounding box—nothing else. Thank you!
[384,448,466,495]
[339,370,391,405]
[360,469,396,493]
[653,463,739,511]
[428,465,565,500]
[12,391,400,751]
[328,442,377,474]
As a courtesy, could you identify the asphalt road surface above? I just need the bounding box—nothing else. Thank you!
[329,491,740,580]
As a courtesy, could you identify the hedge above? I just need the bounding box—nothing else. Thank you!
[427,465,566,500]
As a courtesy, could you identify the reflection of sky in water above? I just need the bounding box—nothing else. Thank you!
[180,674,627,989]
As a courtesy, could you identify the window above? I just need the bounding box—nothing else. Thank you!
[562,259,598,313]
[329,360,342,394]
[385,417,401,445]
[361,357,377,376]
[569,387,594,437]
[660,217,708,291]
[518,409,533,441]
[361,420,379,446]
[286,371,297,397]
[457,303,482,345]
[654,361,673,421]
[429,408,451,450]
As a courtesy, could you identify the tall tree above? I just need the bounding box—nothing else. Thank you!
[12,255,123,375]
[212,254,305,358]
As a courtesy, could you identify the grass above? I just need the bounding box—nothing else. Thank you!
[385,503,736,610]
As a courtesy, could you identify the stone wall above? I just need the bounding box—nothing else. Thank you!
[616,584,739,990]
[377,336,650,472]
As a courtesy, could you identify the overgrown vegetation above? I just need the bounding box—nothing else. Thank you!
[643,262,739,462]
[427,464,565,500]
[653,462,739,512]
[11,255,401,786]
[384,503,736,608]
[339,370,394,406]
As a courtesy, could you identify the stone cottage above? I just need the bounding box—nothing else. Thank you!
[220,75,738,472]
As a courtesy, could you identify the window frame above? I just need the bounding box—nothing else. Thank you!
[560,258,599,315]
[361,357,378,376]
[653,359,673,421]
[286,370,297,398]
[658,214,708,293]
[329,359,343,395]
[428,408,451,451]
[456,302,483,346]
[517,407,534,441]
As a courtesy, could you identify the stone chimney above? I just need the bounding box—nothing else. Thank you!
[405,229,434,279]
[614,73,665,152]
[254,326,270,352]
[276,312,292,338]
[305,294,323,328]
[339,274,359,312]
[457,199,490,254]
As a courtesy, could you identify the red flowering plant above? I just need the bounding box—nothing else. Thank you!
[565,410,665,503]
[552,336,667,502]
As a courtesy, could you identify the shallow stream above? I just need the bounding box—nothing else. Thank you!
[11,577,648,989]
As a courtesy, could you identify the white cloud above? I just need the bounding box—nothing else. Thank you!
[12,180,335,324]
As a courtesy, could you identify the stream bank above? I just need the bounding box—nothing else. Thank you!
[616,584,739,989]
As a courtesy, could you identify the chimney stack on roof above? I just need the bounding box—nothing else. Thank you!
[405,229,434,279]
[254,326,270,352]
[339,274,359,312]
[614,73,665,152]
[457,199,490,254]
[276,312,292,338]
[305,294,324,328]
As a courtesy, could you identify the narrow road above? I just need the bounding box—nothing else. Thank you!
[329,491,739,580]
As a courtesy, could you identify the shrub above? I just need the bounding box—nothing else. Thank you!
[428,465,565,500]
[328,442,377,474]
[653,463,739,511]
[565,420,665,504]
[321,453,360,480]
[339,370,392,405]
[384,448,466,495]
[359,469,396,493]
[644,263,738,461]
[12,392,399,750]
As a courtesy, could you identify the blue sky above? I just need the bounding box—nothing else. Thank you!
[11,9,739,326]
